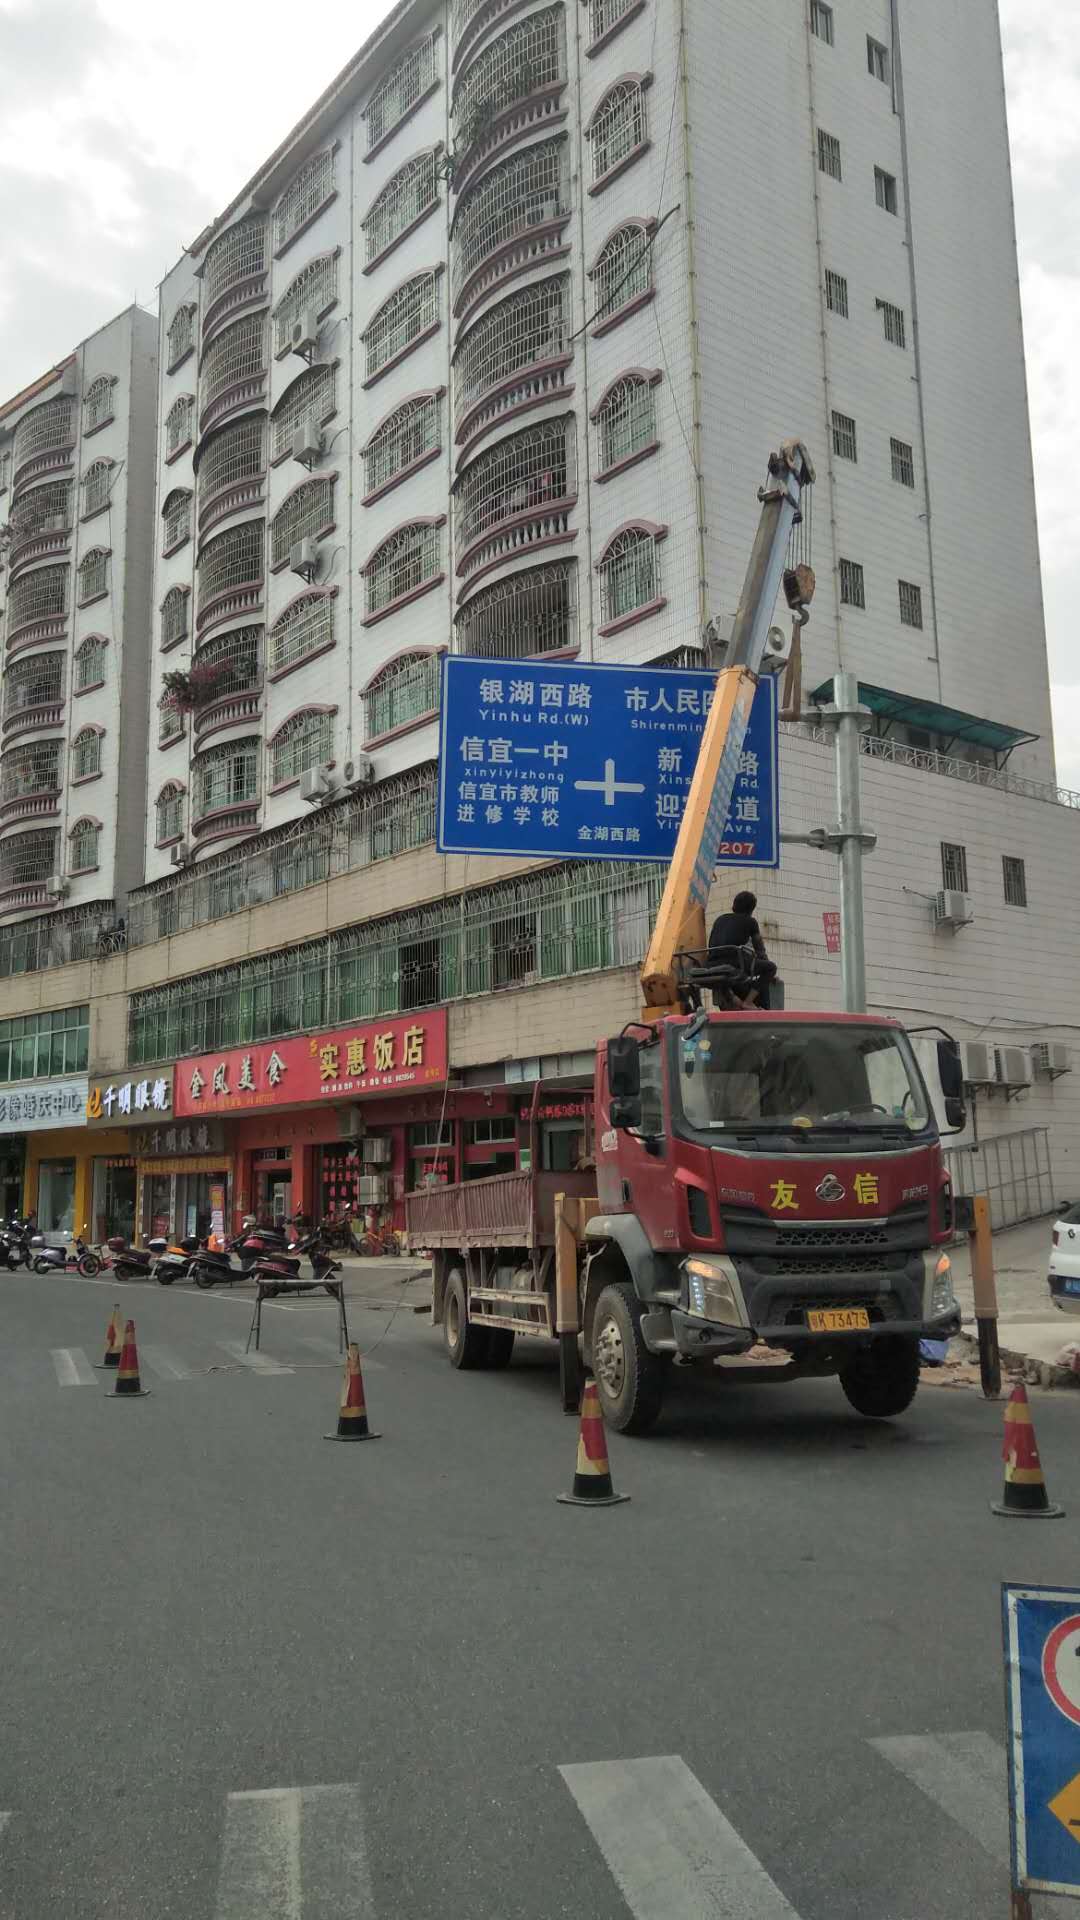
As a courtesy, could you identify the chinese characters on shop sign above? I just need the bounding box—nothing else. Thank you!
[0,1080,87,1130]
[87,1077,171,1121]
[173,1011,449,1117]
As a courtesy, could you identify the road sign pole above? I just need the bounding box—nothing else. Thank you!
[1011,1889,1034,1919]
[834,671,868,1015]
[969,1192,1002,1399]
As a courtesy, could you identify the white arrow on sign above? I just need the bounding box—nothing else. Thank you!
[1042,1614,1080,1727]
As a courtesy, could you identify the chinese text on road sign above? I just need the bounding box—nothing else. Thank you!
[437,658,778,868]
[1003,1584,1080,1899]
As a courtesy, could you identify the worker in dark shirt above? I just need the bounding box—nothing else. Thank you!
[707,891,778,1008]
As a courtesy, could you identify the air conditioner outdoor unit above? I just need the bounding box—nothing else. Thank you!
[169,842,192,867]
[338,1108,365,1140]
[959,1041,993,1085]
[46,874,69,899]
[362,1136,392,1166]
[290,309,321,359]
[300,762,337,805]
[1032,1041,1071,1078]
[995,1046,1033,1089]
[290,536,319,582]
[933,889,973,930]
[356,1174,390,1206]
[291,421,323,468]
[342,756,376,787]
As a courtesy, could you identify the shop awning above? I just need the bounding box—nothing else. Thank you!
[808,680,1038,758]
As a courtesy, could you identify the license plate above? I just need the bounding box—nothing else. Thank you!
[807,1307,870,1332]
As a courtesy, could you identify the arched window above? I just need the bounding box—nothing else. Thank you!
[200,314,266,414]
[588,0,643,46]
[363,522,443,621]
[74,635,108,692]
[167,303,196,370]
[586,77,651,187]
[455,415,571,552]
[592,369,660,475]
[452,138,565,309]
[269,477,336,570]
[363,30,439,152]
[82,376,116,434]
[8,565,68,635]
[454,275,569,433]
[165,394,195,459]
[69,818,100,873]
[71,727,102,780]
[2,653,65,718]
[12,395,73,471]
[274,148,336,252]
[271,365,337,463]
[452,7,564,159]
[191,626,261,703]
[193,736,260,819]
[8,479,72,546]
[81,458,113,518]
[363,270,442,381]
[589,221,654,332]
[160,585,190,650]
[364,653,439,742]
[272,252,339,356]
[156,782,185,845]
[0,740,61,803]
[196,521,264,615]
[268,591,336,676]
[162,488,192,554]
[363,152,439,267]
[597,522,666,630]
[269,708,334,787]
[203,213,268,309]
[197,417,267,518]
[362,394,441,499]
[77,547,110,605]
[456,560,576,660]
[158,694,184,746]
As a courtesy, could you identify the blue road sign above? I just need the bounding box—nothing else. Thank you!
[437,658,778,867]
[1003,1584,1080,1897]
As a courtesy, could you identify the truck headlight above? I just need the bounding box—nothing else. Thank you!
[928,1254,957,1319]
[685,1255,745,1326]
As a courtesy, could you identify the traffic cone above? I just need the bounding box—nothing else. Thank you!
[557,1379,629,1507]
[96,1305,122,1370]
[324,1343,380,1442]
[991,1383,1063,1517]
[108,1319,150,1398]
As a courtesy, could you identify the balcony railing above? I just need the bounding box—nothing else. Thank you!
[451,8,566,192]
[451,137,569,317]
[12,397,75,490]
[199,315,267,435]
[454,274,570,447]
[201,214,269,344]
[456,558,577,658]
[455,414,573,577]
[787,720,1080,813]
[191,631,263,739]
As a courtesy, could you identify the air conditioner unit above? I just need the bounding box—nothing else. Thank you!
[290,309,321,359]
[169,842,192,867]
[300,762,337,805]
[46,874,69,899]
[338,1108,365,1140]
[356,1174,390,1206]
[933,889,973,930]
[342,755,376,788]
[290,537,319,582]
[1032,1041,1071,1078]
[291,421,323,468]
[995,1046,1033,1090]
[362,1136,392,1166]
[959,1041,993,1085]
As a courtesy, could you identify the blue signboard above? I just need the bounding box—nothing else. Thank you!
[437,658,778,868]
[1003,1584,1080,1897]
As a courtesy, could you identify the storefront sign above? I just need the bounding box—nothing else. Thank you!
[86,1067,175,1127]
[519,1099,586,1123]
[139,1120,225,1157]
[0,1079,88,1132]
[173,1009,449,1118]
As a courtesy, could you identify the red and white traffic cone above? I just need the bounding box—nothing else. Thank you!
[324,1343,380,1442]
[991,1383,1063,1517]
[557,1380,629,1507]
[108,1319,150,1399]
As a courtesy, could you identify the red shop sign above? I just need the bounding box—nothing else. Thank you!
[822,911,841,955]
[174,1008,449,1117]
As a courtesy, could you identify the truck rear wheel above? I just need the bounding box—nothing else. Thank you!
[839,1336,920,1418]
[444,1270,490,1371]
[485,1329,515,1369]
[591,1281,665,1435]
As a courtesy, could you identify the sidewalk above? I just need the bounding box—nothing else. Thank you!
[947,1214,1080,1388]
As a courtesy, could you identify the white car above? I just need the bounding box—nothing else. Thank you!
[1048,1204,1080,1316]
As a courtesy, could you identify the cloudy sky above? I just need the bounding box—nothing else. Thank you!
[1,0,1076,781]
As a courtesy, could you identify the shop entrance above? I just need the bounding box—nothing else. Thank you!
[91,1158,136,1243]
[37,1158,76,1238]
[254,1153,293,1227]
[141,1167,231,1244]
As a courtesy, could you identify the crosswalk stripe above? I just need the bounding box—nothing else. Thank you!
[141,1345,195,1381]
[870,1732,1008,1865]
[214,1784,373,1919]
[0,1811,10,1836]
[50,1347,96,1387]
[300,1337,384,1371]
[218,1339,293,1377]
[560,1755,802,1919]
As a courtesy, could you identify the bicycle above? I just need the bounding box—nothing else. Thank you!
[355,1223,400,1258]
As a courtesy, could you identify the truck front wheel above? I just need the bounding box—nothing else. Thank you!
[444,1270,490,1371]
[591,1282,666,1435]
[839,1336,920,1418]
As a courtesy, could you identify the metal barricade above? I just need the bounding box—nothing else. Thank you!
[944,1127,1055,1233]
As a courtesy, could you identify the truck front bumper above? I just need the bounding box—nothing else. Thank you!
[657,1302,960,1358]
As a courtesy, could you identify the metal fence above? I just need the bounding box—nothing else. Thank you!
[944,1126,1057,1232]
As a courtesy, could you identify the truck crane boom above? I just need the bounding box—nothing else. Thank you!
[639,440,815,1018]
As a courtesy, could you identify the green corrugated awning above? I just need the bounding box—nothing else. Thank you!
[808,681,1038,754]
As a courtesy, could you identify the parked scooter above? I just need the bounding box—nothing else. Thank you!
[234,1219,294,1269]
[189,1232,251,1290]
[253,1233,342,1299]
[106,1235,167,1280]
[32,1236,102,1277]
[1,1220,33,1270]
[152,1234,202,1286]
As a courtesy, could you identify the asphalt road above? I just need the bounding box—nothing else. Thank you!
[2,1267,1079,1919]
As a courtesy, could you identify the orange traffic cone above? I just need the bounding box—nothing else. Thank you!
[324,1343,380,1442]
[991,1383,1063,1517]
[108,1319,150,1398]
[557,1379,629,1507]
[96,1305,123,1370]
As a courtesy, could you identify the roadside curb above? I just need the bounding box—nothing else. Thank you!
[955,1327,1080,1393]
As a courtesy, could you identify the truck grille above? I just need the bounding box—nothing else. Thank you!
[721,1203,929,1256]
[772,1224,890,1250]
[759,1251,902,1279]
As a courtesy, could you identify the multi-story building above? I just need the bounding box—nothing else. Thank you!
[0,0,1076,1246]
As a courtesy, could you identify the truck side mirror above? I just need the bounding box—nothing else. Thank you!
[610,1095,643,1132]
[944,1094,966,1131]
[937,1038,963,1099]
[607,1035,641,1100]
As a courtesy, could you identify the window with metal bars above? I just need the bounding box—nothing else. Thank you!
[200,315,266,410]
[268,592,335,675]
[890,437,915,487]
[273,253,339,356]
[270,477,335,570]
[274,148,336,252]
[1002,855,1027,909]
[456,561,576,659]
[363,152,439,266]
[898,579,923,629]
[0,830,57,892]
[0,449,10,493]
[587,78,649,185]
[80,459,112,517]
[199,422,267,523]
[270,709,334,786]
[82,378,115,434]
[160,585,190,649]
[453,139,565,302]
[589,0,638,41]
[454,275,568,425]
[271,367,336,463]
[365,654,439,741]
[203,214,268,308]
[867,36,889,82]
[879,299,906,348]
[158,697,184,745]
[78,548,109,604]
[598,526,662,625]
[364,31,439,152]
[69,818,100,872]
[817,129,842,179]
[456,415,570,550]
[1,741,61,802]
[9,565,69,633]
[364,523,442,618]
[13,396,74,470]
[831,410,857,461]
[162,489,192,553]
[192,627,261,702]
[839,558,865,608]
[453,7,563,155]
[195,737,260,817]
[941,842,968,892]
[197,521,264,610]
[156,783,185,845]
[165,394,195,458]
[590,224,652,327]
[825,269,848,317]
[74,636,107,691]
[363,396,440,497]
[71,728,102,780]
[0,1005,89,1078]
[875,167,898,213]
[594,373,658,473]
[363,272,441,380]
[2,653,65,718]
[9,479,71,542]
[811,1,833,44]
[167,304,196,369]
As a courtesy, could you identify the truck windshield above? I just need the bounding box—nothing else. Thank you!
[676,1021,931,1133]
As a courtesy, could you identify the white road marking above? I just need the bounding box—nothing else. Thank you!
[141,1344,195,1381]
[50,1347,96,1387]
[560,1755,802,1919]
[214,1784,373,1919]
[218,1339,293,1376]
[870,1732,1009,1865]
[0,1811,10,1835]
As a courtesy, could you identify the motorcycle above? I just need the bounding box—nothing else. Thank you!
[32,1236,102,1277]
[1,1222,33,1271]
[152,1234,202,1286]
[106,1235,167,1279]
[254,1233,342,1299]
[189,1232,254,1290]
[320,1204,357,1253]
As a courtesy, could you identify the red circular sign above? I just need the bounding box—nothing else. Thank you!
[1041,1614,1080,1727]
